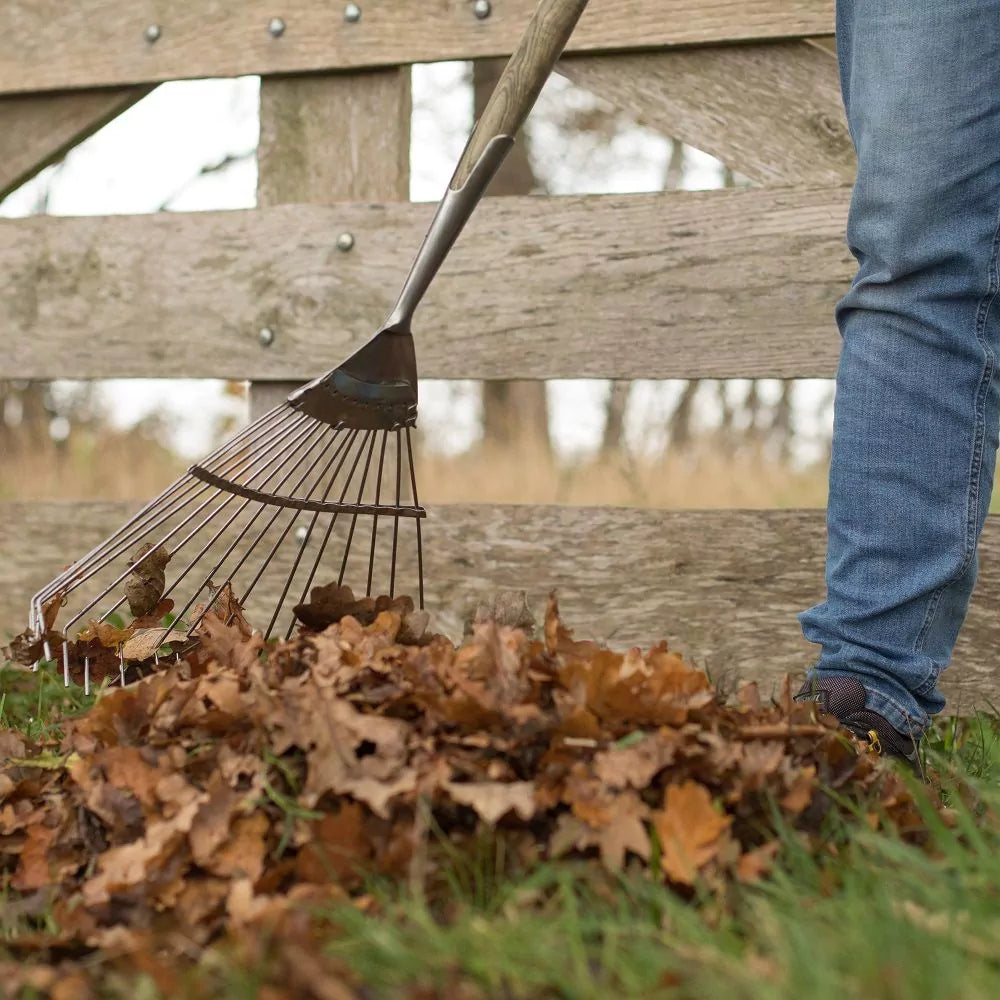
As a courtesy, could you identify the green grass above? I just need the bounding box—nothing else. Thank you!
[2,666,999,999]
[0,662,98,741]
[310,748,1000,1000]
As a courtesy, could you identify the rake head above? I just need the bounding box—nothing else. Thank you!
[23,344,425,692]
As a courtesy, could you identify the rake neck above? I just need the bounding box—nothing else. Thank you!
[381,135,514,333]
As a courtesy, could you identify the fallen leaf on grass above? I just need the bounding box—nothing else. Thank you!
[653,781,732,885]
[0,585,948,996]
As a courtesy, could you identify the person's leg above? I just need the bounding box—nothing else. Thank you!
[799,0,1000,738]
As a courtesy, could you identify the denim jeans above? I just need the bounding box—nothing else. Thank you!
[799,0,1000,736]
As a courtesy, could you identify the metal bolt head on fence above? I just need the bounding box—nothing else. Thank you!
[474,1,492,20]
[258,327,276,348]
[144,24,161,44]
[337,232,356,252]
[268,17,286,38]
[344,3,362,23]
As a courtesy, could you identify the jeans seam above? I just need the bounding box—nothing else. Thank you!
[913,200,1000,661]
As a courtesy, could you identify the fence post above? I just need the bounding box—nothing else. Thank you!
[249,68,412,420]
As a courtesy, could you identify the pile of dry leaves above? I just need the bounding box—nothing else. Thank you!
[1,588,933,997]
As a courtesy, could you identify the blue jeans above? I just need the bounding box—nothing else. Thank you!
[799,0,1000,736]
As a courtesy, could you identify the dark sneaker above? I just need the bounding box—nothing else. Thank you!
[794,675,922,777]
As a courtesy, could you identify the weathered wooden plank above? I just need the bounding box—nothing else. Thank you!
[0,184,854,382]
[251,67,411,420]
[560,41,853,185]
[0,1,835,96]
[806,35,839,57]
[1,501,996,714]
[0,86,149,201]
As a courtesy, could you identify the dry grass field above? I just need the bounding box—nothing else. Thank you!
[0,425,829,510]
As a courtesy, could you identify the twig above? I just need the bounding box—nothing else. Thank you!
[736,724,830,740]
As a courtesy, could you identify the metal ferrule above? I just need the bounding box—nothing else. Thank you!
[382,134,515,333]
[286,135,515,425]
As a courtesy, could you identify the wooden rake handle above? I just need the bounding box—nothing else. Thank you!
[451,0,590,189]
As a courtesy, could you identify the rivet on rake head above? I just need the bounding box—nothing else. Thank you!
[268,17,286,38]
[144,24,162,44]
[337,232,355,252]
[344,3,362,23]
[258,327,276,348]
[473,1,492,20]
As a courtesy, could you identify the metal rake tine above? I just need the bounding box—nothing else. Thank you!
[163,422,354,644]
[406,427,425,608]
[148,418,335,612]
[61,415,320,634]
[277,429,376,640]
[199,406,306,477]
[280,429,383,636]
[282,430,380,639]
[337,431,380,587]
[33,405,293,609]
[188,426,362,634]
[366,430,390,597]
[158,423,353,635]
[264,429,375,638]
[389,429,403,599]
[38,408,310,615]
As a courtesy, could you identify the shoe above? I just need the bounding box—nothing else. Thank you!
[794,675,922,776]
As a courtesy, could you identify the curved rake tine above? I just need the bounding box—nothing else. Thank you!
[63,416,320,634]
[185,428,363,636]
[39,409,310,618]
[34,405,295,610]
[164,423,354,645]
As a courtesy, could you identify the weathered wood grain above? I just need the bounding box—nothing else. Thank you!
[2,502,996,713]
[257,70,411,207]
[0,86,149,200]
[251,67,411,419]
[0,184,854,382]
[0,1,835,96]
[561,41,854,185]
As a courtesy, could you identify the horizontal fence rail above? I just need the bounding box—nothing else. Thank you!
[0,1,834,95]
[1,503,997,711]
[0,185,854,382]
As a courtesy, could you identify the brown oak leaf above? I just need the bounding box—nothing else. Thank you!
[653,781,732,885]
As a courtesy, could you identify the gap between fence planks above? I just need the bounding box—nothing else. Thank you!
[0,2,835,96]
[1,502,996,713]
[0,86,150,201]
[251,67,411,420]
[0,184,855,383]
[560,41,853,186]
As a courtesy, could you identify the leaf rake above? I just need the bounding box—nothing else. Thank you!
[23,0,590,690]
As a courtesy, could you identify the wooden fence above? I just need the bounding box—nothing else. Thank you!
[1,1,997,709]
